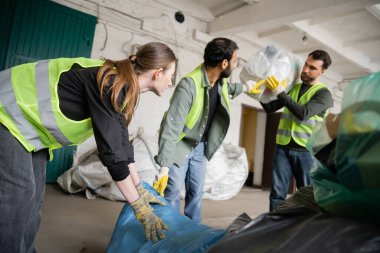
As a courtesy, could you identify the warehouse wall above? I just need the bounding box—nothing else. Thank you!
[52,0,270,142]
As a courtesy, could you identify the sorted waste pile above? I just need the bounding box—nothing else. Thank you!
[58,127,248,201]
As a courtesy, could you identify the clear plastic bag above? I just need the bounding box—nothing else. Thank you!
[239,45,302,103]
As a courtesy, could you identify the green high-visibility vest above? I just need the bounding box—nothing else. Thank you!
[0,58,104,152]
[177,64,231,142]
[276,82,327,147]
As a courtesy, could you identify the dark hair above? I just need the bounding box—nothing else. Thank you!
[97,42,176,125]
[308,50,332,70]
[203,37,239,67]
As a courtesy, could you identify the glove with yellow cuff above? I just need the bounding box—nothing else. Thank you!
[265,75,287,96]
[130,197,169,243]
[153,167,169,197]
[136,182,166,206]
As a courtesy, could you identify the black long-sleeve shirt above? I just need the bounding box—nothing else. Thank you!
[201,81,220,142]
[261,83,333,150]
[58,64,134,181]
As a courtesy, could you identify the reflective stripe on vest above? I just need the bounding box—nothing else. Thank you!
[0,68,45,150]
[276,83,326,147]
[177,64,230,142]
[0,58,104,152]
[36,60,71,145]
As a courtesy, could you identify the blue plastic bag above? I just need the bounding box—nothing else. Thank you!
[107,182,226,253]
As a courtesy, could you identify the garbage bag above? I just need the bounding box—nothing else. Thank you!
[239,45,302,103]
[207,209,380,253]
[309,72,380,221]
[107,182,225,253]
[203,143,248,200]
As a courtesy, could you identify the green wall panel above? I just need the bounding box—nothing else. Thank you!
[5,0,97,68]
[0,0,16,70]
[0,0,97,183]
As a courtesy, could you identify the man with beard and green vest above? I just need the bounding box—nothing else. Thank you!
[0,42,177,252]
[153,38,254,222]
[261,50,333,211]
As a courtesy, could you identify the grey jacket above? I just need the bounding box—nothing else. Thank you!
[154,64,243,167]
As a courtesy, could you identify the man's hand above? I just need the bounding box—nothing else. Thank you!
[136,182,166,206]
[131,197,168,242]
[153,167,169,197]
[265,76,287,96]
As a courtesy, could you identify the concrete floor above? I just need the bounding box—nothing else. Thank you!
[35,184,269,253]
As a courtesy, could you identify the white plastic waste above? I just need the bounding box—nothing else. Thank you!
[240,45,302,103]
[58,128,248,201]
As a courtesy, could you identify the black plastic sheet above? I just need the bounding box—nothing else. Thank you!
[208,209,380,253]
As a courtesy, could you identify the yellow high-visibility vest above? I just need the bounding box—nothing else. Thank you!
[177,64,230,142]
[0,58,104,152]
[276,82,327,147]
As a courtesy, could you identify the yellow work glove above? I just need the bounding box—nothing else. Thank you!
[136,182,166,206]
[245,79,267,94]
[265,76,287,96]
[130,197,169,242]
[153,167,169,197]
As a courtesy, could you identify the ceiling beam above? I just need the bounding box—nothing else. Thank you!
[208,0,380,35]
[257,26,292,38]
[212,1,246,18]
[367,3,380,20]
[308,8,365,25]
[292,20,380,73]
[343,35,380,47]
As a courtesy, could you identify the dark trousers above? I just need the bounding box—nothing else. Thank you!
[269,145,314,211]
[0,124,48,253]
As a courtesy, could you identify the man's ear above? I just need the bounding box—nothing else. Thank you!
[153,68,163,80]
[221,59,229,70]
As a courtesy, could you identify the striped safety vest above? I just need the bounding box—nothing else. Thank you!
[177,64,231,142]
[0,58,104,153]
[276,82,327,147]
